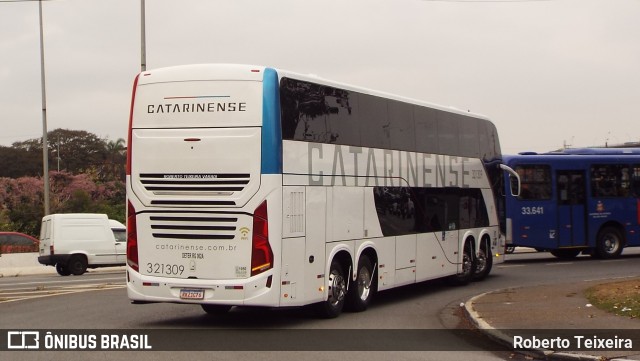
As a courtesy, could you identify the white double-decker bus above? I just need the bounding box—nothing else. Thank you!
[126,64,507,318]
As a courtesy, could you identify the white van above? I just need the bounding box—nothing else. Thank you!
[38,213,126,276]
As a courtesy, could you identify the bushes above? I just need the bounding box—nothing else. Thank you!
[0,172,125,238]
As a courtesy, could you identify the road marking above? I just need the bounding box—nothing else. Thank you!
[545,262,573,265]
[0,283,126,304]
[496,264,526,268]
[0,276,124,288]
[582,275,636,282]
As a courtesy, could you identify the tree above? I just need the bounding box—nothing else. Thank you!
[0,146,42,177]
[103,138,126,181]
[46,129,108,174]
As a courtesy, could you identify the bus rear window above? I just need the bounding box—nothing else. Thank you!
[515,165,552,200]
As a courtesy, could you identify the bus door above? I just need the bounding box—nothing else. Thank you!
[556,170,587,247]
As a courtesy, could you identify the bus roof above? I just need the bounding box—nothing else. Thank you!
[503,151,640,166]
[551,147,640,155]
[138,63,491,121]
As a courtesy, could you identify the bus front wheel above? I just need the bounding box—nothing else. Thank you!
[450,241,475,286]
[595,227,624,259]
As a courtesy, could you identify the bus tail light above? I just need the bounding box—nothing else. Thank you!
[251,201,273,276]
[127,201,139,272]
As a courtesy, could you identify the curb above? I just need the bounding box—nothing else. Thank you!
[463,291,612,361]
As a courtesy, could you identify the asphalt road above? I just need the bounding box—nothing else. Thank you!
[2,248,640,361]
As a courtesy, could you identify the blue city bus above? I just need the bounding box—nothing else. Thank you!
[502,148,640,259]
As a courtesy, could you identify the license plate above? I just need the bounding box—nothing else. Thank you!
[180,288,205,300]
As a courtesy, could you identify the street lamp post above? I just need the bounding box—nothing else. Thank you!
[38,0,50,216]
[141,0,146,71]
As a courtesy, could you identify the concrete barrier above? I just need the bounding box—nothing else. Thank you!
[0,252,54,277]
[0,252,124,277]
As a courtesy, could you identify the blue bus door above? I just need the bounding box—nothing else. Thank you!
[556,170,587,247]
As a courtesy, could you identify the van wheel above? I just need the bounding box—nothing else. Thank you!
[68,255,87,276]
[56,263,71,276]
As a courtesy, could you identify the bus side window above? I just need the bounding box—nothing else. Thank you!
[632,165,640,197]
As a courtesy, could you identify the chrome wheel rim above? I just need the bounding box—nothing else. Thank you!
[328,270,346,307]
[356,267,371,301]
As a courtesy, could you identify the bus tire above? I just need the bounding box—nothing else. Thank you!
[201,304,232,315]
[346,255,374,312]
[595,227,624,259]
[450,241,475,286]
[68,255,87,276]
[56,263,71,276]
[315,260,347,318]
[473,239,492,281]
[550,249,581,259]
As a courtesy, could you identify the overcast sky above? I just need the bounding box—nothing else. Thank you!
[1,0,639,154]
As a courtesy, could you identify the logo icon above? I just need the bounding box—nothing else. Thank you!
[7,331,39,349]
[239,227,250,240]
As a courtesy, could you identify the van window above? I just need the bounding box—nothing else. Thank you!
[113,229,126,242]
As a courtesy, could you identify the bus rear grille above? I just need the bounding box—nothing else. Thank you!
[149,215,238,240]
[139,173,250,196]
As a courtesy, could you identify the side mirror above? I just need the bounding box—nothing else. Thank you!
[500,164,521,197]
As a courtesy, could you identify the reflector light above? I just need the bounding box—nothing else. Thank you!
[225,286,243,290]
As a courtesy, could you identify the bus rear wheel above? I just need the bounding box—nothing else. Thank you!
[346,255,374,312]
[595,227,624,259]
[473,239,492,281]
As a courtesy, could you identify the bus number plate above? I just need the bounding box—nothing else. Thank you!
[180,288,205,300]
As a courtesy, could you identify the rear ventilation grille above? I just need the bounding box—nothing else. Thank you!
[140,173,250,196]
[150,215,238,240]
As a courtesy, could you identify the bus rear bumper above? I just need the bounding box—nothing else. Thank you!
[126,266,279,307]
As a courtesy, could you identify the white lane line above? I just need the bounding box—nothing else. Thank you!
[0,277,124,288]
[0,285,126,304]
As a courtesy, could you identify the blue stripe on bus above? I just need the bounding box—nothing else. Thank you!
[262,68,283,174]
